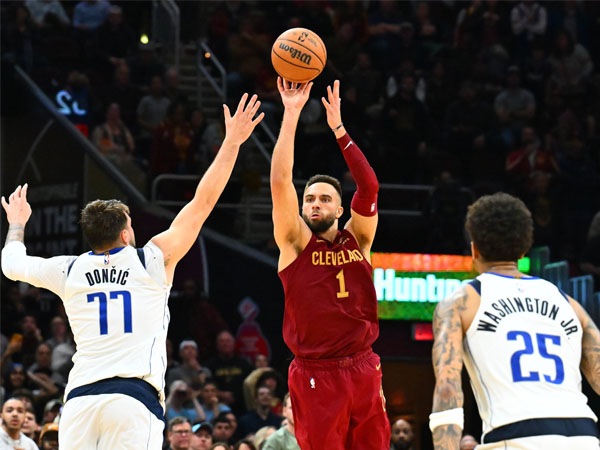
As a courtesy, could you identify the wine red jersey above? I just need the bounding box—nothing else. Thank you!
[278,229,379,359]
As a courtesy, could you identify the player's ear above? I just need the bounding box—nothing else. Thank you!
[336,206,343,219]
[120,228,130,245]
[470,241,478,259]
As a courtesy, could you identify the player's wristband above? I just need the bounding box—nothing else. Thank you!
[336,133,378,216]
[429,408,464,432]
[331,123,344,132]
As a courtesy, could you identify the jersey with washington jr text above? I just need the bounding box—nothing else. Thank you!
[5,242,171,404]
[464,273,597,438]
[278,230,378,359]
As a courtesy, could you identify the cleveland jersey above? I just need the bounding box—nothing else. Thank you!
[2,241,171,404]
[279,230,378,359]
[464,272,597,439]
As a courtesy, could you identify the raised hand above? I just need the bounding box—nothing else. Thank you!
[1,184,32,226]
[223,93,265,146]
[321,79,342,131]
[277,77,313,112]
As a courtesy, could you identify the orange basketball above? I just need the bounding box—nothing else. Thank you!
[271,28,327,83]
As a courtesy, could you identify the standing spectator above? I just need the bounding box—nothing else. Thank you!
[105,63,140,130]
[198,380,231,423]
[0,398,39,449]
[262,393,300,450]
[205,331,252,414]
[73,0,110,32]
[128,42,165,91]
[151,101,195,176]
[93,5,137,80]
[211,415,233,445]
[166,340,212,392]
[390,419,415,450]
[547,29,594,90]
[510,1,547,44]
[165,380,206,424]
[25,0,69,27]
[494,66,536,148]
[136,75,170,162]
[237,387,282,438]
[167,417,193,450]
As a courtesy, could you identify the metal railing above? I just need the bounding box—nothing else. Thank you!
[196,41,275,162]
[152,0,180,71]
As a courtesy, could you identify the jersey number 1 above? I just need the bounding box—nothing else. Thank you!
[336,270,349,298]
[87,290,133,335]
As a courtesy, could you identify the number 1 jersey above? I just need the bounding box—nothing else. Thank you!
[464,273,597,437]
[278,230,379,359]
[62,243,171,404]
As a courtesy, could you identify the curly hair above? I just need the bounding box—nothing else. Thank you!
[80,199,130,252]
[465,193,533,262]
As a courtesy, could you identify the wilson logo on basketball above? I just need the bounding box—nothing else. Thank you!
[278,43,312,65]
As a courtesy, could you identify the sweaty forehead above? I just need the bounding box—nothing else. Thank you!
[304,182,341,201]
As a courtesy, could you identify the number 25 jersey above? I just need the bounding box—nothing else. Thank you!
[464,273,597,437]
[278,230,379,359]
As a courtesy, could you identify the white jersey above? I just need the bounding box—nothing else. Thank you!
[1,241,171,404]
[464,272,597,440]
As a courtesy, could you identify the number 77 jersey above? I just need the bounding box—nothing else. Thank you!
[278,230,379,359]
[464,273,597,437]
[62,242,171,405]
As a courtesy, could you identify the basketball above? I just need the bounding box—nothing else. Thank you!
[271,28,327,83]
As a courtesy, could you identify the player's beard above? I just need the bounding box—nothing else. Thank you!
[302,212,336,233]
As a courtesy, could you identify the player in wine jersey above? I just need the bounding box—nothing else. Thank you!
[270,78,390,450]
[1,94,264,450]
[431,193,600,450]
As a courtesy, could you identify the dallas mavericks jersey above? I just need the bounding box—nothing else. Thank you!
[464,273,597,437]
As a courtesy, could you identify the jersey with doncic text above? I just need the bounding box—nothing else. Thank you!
[61,243,170,404]
[464,272,597,439]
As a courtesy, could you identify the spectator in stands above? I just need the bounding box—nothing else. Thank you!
[165,380,207,424]
[262,393,300,450]
[510,1,547,46]
[225,411,240,443]
[581,211,600,287]
[104,63,140,130]
[166,340,212,392]
[0,398,38,450]
[25,0,69,27]
[73,0,110,32]
[211,414,233,445]
[494,65,536,148]
[167,416,194,450]
[254,354,268,369]
[367,0,404,71]
[151,101,195,176]
[136,74,170,162]
[22,408,40,442]
[238,386,282,438]
[347,51,383,115]
[165,67,188,106]
[10,390,35,418]
[413,1,443,53]
[129,42,166,91]
[233,440,257,450]
[199,379,231,423]
[390,419,415,450]
[3,363,28,399]
[206,331,252,414]
[326,22,362,79]
[191,422,213,450]
[253,426,276,449]
[38,422,58,450]
[94,5,137,80]
[460,434,479,450]
[43,317,66,350]
[93,102,146,190]
[18,315,44,369]
[190,109,225,172]
[547,28,594,90]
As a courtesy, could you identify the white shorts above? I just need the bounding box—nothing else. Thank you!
[59,393,164,450]
[476,435,600,450]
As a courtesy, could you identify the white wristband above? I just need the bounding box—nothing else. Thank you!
[429,407,464,432]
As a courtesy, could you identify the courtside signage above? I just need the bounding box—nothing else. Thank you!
[373,253,530,321]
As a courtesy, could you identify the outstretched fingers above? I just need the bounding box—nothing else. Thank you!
[235,93,249,116]
[244,94,259,116]
[252,112,265,126]
[223,104,232,121]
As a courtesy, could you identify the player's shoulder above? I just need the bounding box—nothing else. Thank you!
[433,284,474,323]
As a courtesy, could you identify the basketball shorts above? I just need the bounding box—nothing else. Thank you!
[476,435,600,449]
[288,350,390,450]
[59,378,165,450]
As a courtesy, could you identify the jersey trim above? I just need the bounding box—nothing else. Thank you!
[483,417,599,444]
[558,287,570,303]
[88,247,126,256]
[136,248,146,269]
[66,257,77,277]
[486,272,538,280]
[468,279,481,295]
[66,377,165,425]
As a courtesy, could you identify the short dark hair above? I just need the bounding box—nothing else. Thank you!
[168,416,191,431]
[80,200,130,251]
[305,175,342,200]
[465,193,533,262]
[212,413,231,426]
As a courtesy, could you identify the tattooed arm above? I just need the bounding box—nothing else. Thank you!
[2,184,31,245]
[570,297,600,395]
[431,287,468,450]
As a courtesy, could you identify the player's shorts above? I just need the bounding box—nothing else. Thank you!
[478,417,600,450]
[288,349,390,450]
[59,378,165,450]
